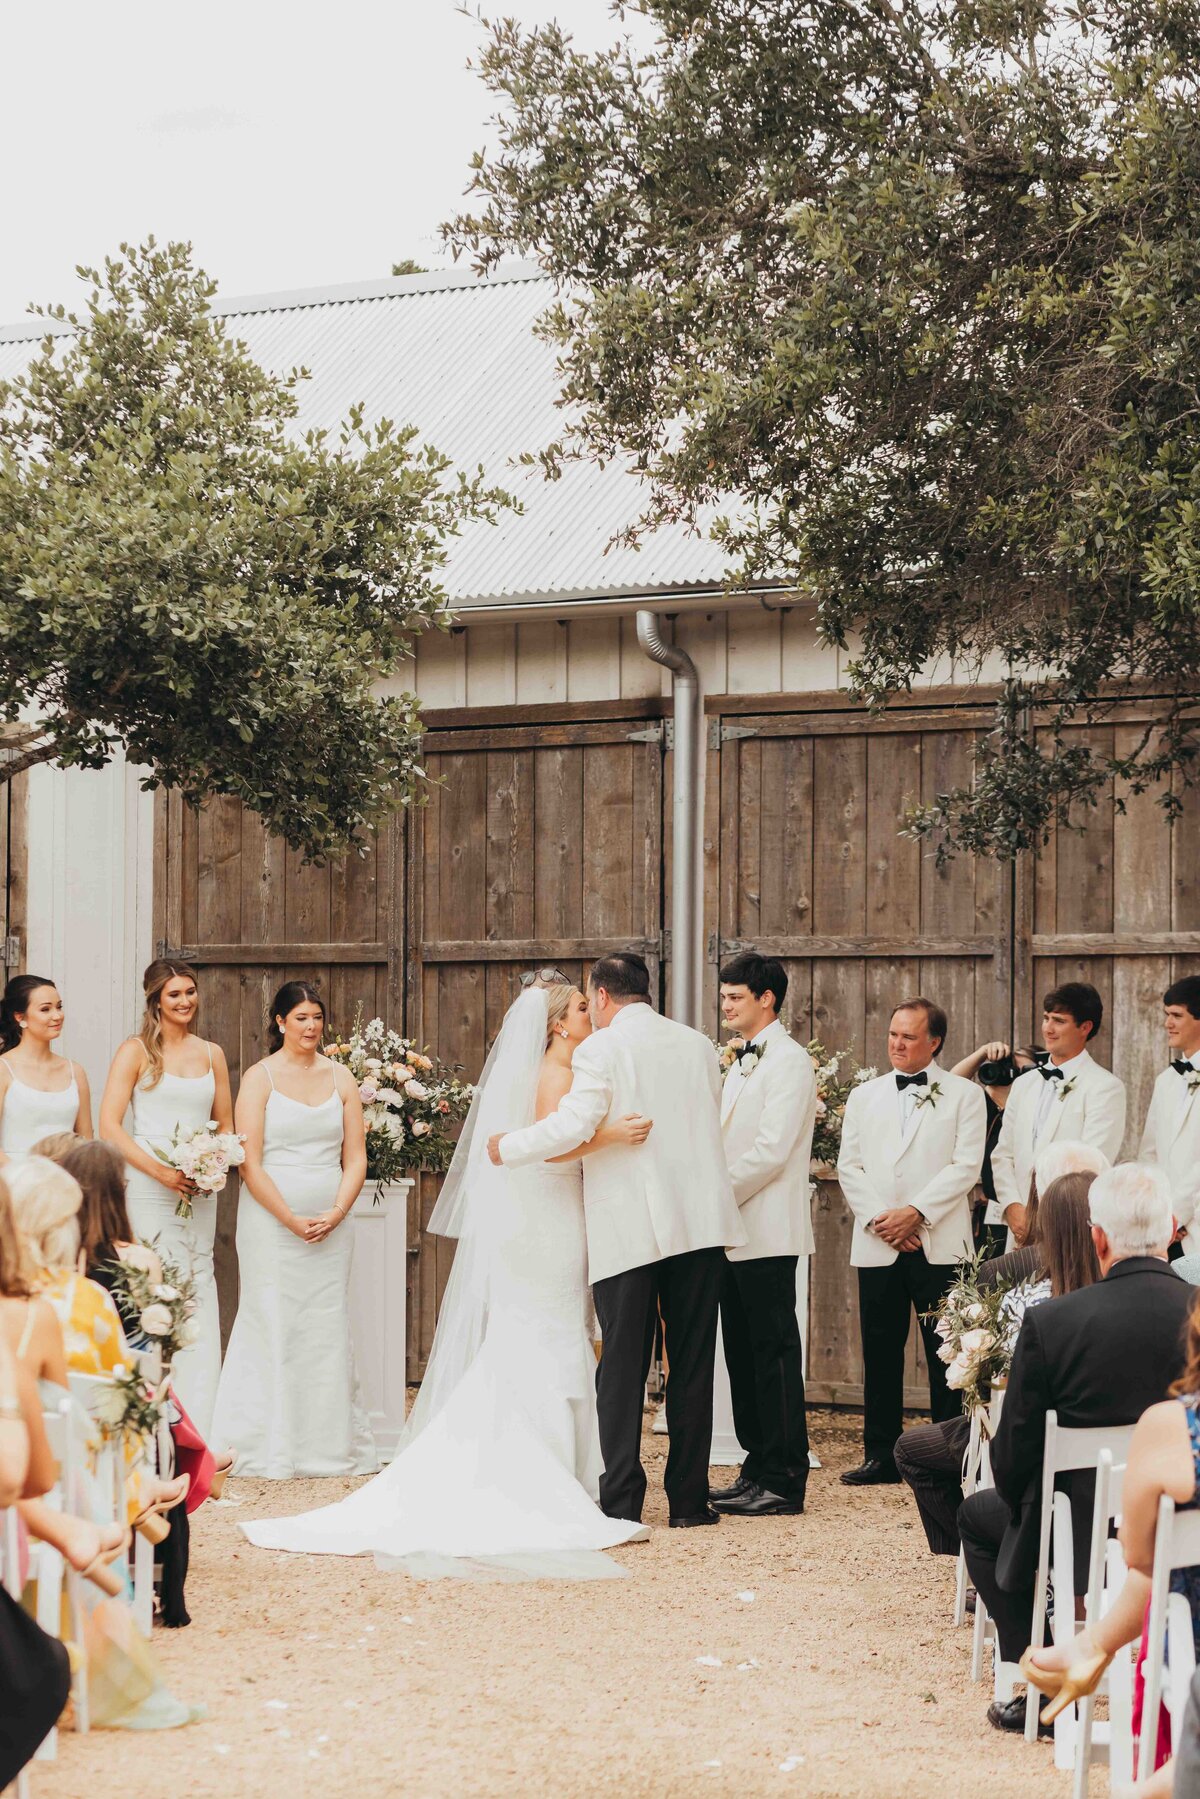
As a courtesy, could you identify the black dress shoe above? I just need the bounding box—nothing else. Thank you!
[711,1481,805,1517]
[987,1695,1052,1738]
[669,1504,721,1528]
[839,1458,901,1486]
[709,1473,753,1503]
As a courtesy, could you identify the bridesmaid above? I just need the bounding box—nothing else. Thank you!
[211,981,377,1479]
[99,959,233,1438]
[0,975,92,1163]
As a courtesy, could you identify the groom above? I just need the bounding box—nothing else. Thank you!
[487,952,746,1527]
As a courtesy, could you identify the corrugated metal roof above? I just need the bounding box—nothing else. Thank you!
[0,264,737,610]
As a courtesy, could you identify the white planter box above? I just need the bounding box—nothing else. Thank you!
[348,1176,412,1462]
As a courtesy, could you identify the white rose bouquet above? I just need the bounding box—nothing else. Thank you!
[103,1244,199,1368]
[325,1006,474,1190]
[150,1120,245,1220]
[92,1361,169,1451]
[928,1251,1032,1417]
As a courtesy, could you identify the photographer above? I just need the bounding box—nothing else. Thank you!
[951,1041,1038,1258]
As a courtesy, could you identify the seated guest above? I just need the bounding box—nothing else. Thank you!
[895,1140,1108,1558]
[1022,1280,1200,1781]
[56,1137,232,1625]
[959,1162,1191,1736]
[7,1155,189,1534]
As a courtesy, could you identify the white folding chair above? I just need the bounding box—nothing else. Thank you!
[1138,1493,1200,1779]
[954,1409,983,1629]
[67,1368,157,1635]
[1066,1450,1133,1794]
[969,1391,1021,1699]
[22,1395,90,1760]
[1025,1413,1137,1743]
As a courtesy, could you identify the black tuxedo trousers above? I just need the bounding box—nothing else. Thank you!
[592,1245,725,1522]
[720,1254,809,1500]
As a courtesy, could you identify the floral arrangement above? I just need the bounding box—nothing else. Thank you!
[806,1039,875,1169]
[149,1121,245,1220]
[930,1252,1044,1416]
[326,1008,475,1187]
[713,1031,872,1171]
[91,1361,170,1449]
[104,1244,199,1368]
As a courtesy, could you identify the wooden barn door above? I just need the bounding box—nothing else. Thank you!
[707,692,1012,1408]
[1018,698,1200,1158]
[406,709,664,1378]
[154,793,403,1340]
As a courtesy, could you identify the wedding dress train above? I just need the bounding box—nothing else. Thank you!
[242,992,646,1578]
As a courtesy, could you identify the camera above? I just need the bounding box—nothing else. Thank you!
[977,1052,1023,1088]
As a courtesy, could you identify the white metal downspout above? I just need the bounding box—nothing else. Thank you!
[636,611,700,1028]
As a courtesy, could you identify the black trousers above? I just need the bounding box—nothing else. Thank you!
[593,1245,725,1522]
[720,1255,809,1500]
[958,1488,1035,1664]
[857,1249,961,1462]
[894,1413,971,1555]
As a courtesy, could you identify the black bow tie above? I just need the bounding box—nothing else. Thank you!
[1173,1058,1195,1077]
[1038,1065,1064,1081]
[896,1071,928,1091]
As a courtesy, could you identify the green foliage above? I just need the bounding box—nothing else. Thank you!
[0,241,512,859]
[391,260,429,276]
[450,2,1200,856]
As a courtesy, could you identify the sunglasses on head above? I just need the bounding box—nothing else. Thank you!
[520,967,569,988]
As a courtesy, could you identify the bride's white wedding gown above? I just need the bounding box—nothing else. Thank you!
[242,1152,646,1574]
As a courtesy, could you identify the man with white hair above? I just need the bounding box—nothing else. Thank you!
[893,1140,1109,1560]
[959,1162,1192,1736]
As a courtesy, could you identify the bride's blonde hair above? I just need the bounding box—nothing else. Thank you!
[542,982,578,1049]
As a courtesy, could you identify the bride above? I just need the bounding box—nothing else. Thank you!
[241,976,654,1577]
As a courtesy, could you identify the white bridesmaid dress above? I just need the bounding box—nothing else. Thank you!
[125,1045,222,1437]
[0,1063,79,1159]
[211,1061,377,1479]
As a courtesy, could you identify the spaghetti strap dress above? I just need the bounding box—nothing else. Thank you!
[0,1063,79,1159]
[124,1043,221,1438]
[211,1062,377,1479]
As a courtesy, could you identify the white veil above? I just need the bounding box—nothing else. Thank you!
[396,985,548,1450]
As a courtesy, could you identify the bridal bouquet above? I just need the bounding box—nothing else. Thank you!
[150,1121,245,1219]
[326,1007,474,1189]
[104,1245,199,1368]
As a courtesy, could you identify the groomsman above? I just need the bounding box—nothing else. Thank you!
[991,982,1125,1245]
[837,997,986,1486]
[709,953,817,1518]
[1139,974,1200,1257]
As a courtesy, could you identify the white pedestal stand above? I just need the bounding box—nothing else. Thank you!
[348,1177,411,1462]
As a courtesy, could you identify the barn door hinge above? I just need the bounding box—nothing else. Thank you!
[660,928,672,961]
[1,936,19,968]
[154,941,192,962]
[708,720,759,749]
[706,931,719,963]
[625,723,664,743]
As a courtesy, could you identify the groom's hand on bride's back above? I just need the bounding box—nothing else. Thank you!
[486,1133,505,1165]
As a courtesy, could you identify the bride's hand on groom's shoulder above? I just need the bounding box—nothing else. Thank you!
[486,1133,505,1165]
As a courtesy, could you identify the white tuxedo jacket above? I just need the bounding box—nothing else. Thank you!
[1140,1064,1200,1251]
[721,1019,817,1262]
[837,1065,986,1269]
[497,1002,746,1283]
[990,1052,1126,1226]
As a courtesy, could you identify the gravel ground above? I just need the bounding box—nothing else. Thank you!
[38,1408,1070,1799]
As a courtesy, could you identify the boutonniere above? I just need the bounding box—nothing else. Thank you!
[1187,1074,1200,1098]
[1057,1077,1078,1103]
[717,1037,764,1076]
[914,1080,943,1110]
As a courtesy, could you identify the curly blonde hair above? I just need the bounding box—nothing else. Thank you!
[137,959,199,1089]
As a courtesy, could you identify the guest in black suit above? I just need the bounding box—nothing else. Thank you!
[894,1140,1108,1557]
[959,1161,1192,1735]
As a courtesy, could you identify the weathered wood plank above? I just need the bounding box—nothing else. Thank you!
[420,937,662,964]
[1030,932,1200,955]
[720,934,996,959]
[178,942,388,965]
[422,696,667,730]
[423,719,662,754]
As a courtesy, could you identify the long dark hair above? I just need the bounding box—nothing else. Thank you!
[59,1140,135,1273]
[267,982,325,1053]
[0,975,58,1054]
[1038,1171,1101,1298]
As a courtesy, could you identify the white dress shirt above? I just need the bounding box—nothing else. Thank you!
[895,1065,933,1134]
[1033,1049,1090,1143]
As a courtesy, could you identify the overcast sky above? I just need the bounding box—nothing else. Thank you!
[0,0,651,324]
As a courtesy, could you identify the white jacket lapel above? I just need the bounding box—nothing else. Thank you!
[1170,1073,1200,1147]
[722,1023,778,1126]
[898,1065,940,1156]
